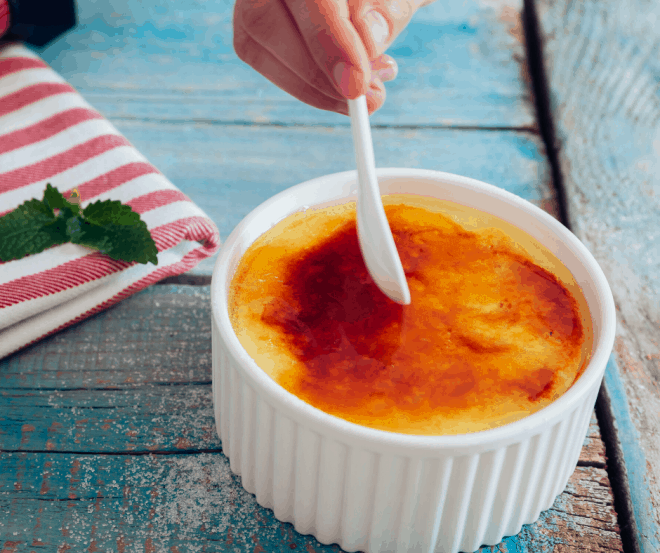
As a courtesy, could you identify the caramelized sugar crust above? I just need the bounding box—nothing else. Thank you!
[230,201,588,435]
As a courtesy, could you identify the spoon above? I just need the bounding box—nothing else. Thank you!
[348,96,411,305]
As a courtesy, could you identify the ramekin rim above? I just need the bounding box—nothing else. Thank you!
[211,168,616,451]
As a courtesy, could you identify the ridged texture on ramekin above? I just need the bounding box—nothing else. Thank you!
[212,321,599,553]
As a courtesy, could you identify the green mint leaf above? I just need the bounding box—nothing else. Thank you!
[67,199,158,265]
[70,220,158,265]
[43,183,67,211]
[67,202,81,218]
[0,198,70,262]
[65,215,83,239]
[82,199,142,227]
[44,184,81,217]
[43,213,75,244]
[0,186,158,265]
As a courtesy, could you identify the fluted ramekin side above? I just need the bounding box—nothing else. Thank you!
[210,169,616,553]
[212,316,603,553]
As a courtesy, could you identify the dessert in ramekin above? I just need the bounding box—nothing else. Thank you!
[210,169,615,553]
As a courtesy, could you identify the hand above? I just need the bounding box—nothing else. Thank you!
[233,0,431,115]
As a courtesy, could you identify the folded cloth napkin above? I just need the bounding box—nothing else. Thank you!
[0,43,221,359]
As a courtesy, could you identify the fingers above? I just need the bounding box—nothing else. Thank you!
[280,0,413,97]
[350,0,418,58]
[350,0,392,58]
[283,0,372,98]
[371,54,398,82]
[367,76,386,113]
[234,23,349,114]
[233,0,407,114]
[234,0,345,101]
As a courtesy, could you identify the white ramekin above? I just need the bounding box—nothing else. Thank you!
[210,169,616,553]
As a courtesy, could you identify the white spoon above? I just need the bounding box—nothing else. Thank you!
[348,96,411,305]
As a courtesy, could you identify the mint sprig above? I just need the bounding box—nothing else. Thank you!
[0,184,158,265]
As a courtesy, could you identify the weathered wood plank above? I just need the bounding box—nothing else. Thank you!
[104,122,555,274]
[0,286,212,389]
[0,386,221,453]
[583,411,607,467]
[534,0,660,549]
[0,282,618,549]
[0,386,605,462]
[34,0,535,128]
[0,286,605,465]
[0,452,621,553]
[543,467,622,552]
[0,0,625,546]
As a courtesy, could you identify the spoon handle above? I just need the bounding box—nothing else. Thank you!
[348,96,411,305]
[348,96,379,195]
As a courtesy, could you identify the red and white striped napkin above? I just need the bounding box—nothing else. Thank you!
[0,43,221,359]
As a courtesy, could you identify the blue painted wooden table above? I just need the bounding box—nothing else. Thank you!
[3,0,654,550]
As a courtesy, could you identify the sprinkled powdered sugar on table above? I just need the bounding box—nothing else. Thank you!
[43,450,317,551]
[124,453,237,540]
[28,368,339,551]
[0,287,621,551]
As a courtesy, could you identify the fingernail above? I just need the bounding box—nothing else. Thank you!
[374,57,398,82]
[366,85,385,113]
[333,61,363,98]
[365,10,389,47]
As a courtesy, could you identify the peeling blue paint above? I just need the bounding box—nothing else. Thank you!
[604,356,660,553]
[1,0,626,549]
[31,0,534,129]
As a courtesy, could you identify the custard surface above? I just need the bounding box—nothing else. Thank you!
[229,195,592,435]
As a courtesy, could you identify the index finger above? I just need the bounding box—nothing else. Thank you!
[284,0,372,98]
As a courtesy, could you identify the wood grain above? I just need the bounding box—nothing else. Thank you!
[34,0,535,128]
[0,286,212,389]
[0,286,619,552]
[0,287,603,462]
[0,0,627,547]
[104,121,555,275]
[583,412,607,467]
[534,0,660,549]
[0,454,619,553]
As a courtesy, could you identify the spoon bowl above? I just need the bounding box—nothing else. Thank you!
[348,96,411,305]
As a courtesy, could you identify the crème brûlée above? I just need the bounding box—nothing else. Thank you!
[229,195,593,435]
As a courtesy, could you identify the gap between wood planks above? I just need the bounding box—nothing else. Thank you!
[0,444,609,466]
[522,2,641,553]
[104,115,539,133]
[0,447,223,456]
